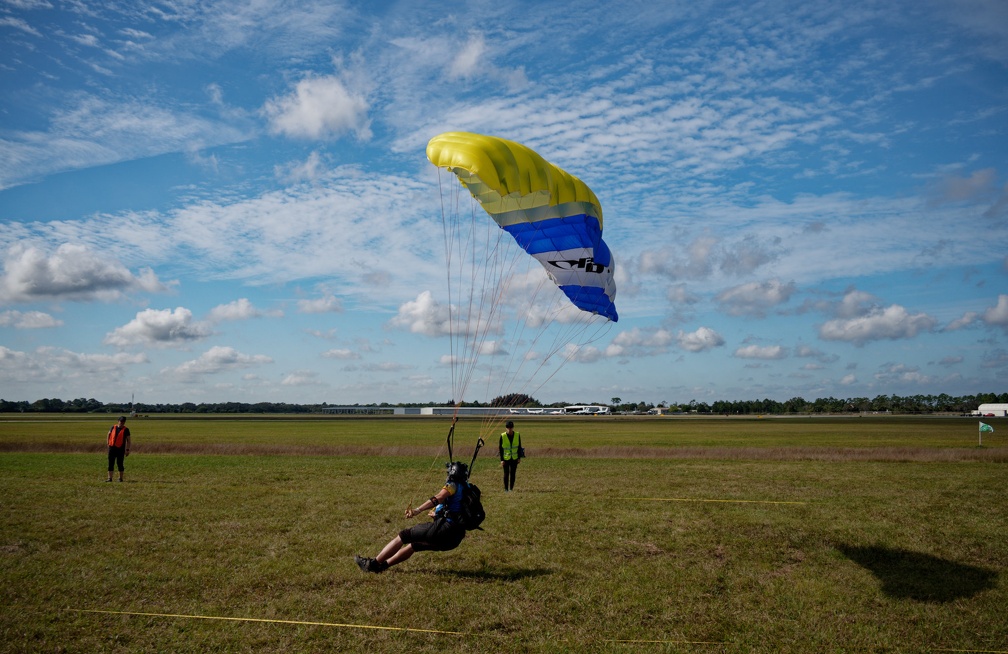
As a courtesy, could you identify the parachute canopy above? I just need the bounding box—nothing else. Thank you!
[426,131,618,322]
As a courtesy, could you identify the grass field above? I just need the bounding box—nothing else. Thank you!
[1,415,1005,652]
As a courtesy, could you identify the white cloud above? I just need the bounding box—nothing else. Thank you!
[716,279,796,317]
[264,75,371,141]
[676,326,725,352]
[0,244,169,302]
[322,348,359,360]
[795,344,838,364]
[168,346,272,377]
[561,343,604,363]
[448,33,487,79]
[388,291,451,337]
[0,345,147,387]
[0,16,42,36]
[0,95,252,191]
[735,344,787,359]
[276,150,329,183]
[281,370,322,386]
[982,294,1008,328]
[297,294,344,314]
[208,298,282,322]
[637,236,718,281]
[665,283,699,305]
[0,310,62,329]
[873,362,934,386]
[819,304,936,345]
[945,311,979,331]
[605,327,675,357]
[105,307,213,348]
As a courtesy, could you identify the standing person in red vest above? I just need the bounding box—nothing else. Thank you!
[106,416,131,482]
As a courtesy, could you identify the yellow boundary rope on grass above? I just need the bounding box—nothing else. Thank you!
[75,609,465,636]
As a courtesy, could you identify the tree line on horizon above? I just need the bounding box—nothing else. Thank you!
[2,392,1005,416]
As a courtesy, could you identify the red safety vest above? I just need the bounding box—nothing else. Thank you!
[108,424,128,448]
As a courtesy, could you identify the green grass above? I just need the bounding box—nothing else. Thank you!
[0,416,1005,652]
[1,414,1004,454]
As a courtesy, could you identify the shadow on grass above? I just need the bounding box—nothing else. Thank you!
[838,543,997,603]
[444,566,553,582]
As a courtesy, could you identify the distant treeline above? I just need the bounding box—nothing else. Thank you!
[2,392,1006,415]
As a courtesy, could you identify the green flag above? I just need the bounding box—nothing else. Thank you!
[980,422,994,433]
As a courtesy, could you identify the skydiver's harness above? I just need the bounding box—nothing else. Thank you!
[441,420,486,531]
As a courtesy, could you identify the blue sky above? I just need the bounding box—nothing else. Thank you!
[1,0,1006,407]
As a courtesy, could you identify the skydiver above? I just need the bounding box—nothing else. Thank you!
[354,461,470,573]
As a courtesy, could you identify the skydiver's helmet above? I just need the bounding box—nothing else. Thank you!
[445,461,469,484]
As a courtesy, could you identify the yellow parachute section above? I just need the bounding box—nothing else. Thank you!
[426,131,603,226]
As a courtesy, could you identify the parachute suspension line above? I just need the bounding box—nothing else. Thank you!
[437,168,461,406]
[442,188,527,409]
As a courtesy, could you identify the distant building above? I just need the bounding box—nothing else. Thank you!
[319,405,611,417]
[974,403,1008,417]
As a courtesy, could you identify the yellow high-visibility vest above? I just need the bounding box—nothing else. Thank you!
[501,431,521,460]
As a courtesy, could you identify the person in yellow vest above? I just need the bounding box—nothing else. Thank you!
[499,420,523,491]
[105,416,131,482]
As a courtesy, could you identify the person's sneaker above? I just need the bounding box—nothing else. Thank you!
[105,478,113,482]
[354,555,387,573]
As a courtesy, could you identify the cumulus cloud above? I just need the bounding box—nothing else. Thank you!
[734,344,787,359]
[676,326,725,352]
[982,294,1008,328]
[561,343,605,363]
[716,279,796,317]
[168,345,272,377]
[605,327,675,358]
[636,236,782,283]
[0,310,62,329]
[0,345,148,386]
[795,344,838,364]
[637,236,717,280]
[104,307,213,348]
[873,362,934,386]
[208,298,282,322]
[263,74,371,141]
[297,294,344,314]
[946,295,1008,331]
[388,291,452,337]
[719,238,783,276]
[322,348,360,360]
[0,243,169,303]
[945,311,979,331]
[819,303,936,345]
[281,370,322,386]
[666,283,700,305]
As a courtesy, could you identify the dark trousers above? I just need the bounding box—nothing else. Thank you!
[502,459,518,490]
[108,445,125,472]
